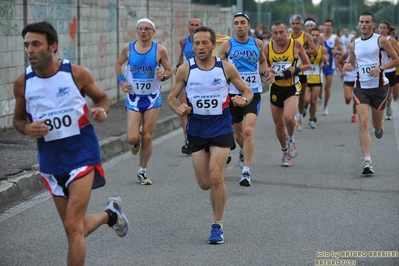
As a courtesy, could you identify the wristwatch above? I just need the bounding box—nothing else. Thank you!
[162,74,167,81]
[379,65,385,71]
[242,97,248,105]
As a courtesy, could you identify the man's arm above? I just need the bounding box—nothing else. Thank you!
[13,73,30,135]
[72,64,109,123]
[114,43,132,92]
[168,63,191,116]
[217,40,230,60]
[296,40,311,72]
[304,32,318,55]
[157,45,173,81]
[335,36,343,56]
[173,38,185,75]
[380,36,399,70]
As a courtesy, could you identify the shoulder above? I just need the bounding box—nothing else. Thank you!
[13,72,26,93]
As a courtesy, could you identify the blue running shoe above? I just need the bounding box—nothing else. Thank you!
[208,223,224,244]
[105,197,129,237]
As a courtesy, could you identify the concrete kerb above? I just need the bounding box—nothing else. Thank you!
[0,113,182,213]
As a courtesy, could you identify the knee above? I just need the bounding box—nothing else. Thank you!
[141,133,153,147]
[243,126,254,138]
[64,218,84,238]
[127,135,139,145]
[197,179,211,190]
[234,131,244,143]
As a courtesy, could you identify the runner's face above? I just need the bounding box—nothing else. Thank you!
[311,31,320,43]
[323,22,333,33]
[358,15,374,35]
[271,24,288,46]
[378,23,389,36]
[306,23,315,33]
[136,22,155,41]
[24,32,55,71]
[291,19,302,33]
[193,31,215,61]
[233,17,249,38]
[188,18,201,34]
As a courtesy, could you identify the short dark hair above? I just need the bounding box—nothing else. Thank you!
[22,21,58,53]
[310,28,320,34]
[323,19,333,26]
[192,25,216,44]
[270,21,287,30]
[189,17,202,25]
[360,12,374,23]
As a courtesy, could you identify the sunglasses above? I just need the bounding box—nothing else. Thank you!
[136,26,154,31]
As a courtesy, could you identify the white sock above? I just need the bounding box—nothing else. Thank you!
[138,167,146,173]
[364,156,371,162]
[243,167,250,173]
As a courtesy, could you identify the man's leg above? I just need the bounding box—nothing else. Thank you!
[309,86,321,124]
[208,146,229,221]
[283,96,299,138]
[323,74,333,114]
[140,107,160,168]
[270,104,286,148]
[180,90,190,154]
[53,170,108,266]
[242,113,257,169]
[126,110,142,148]
[356,104,371,157]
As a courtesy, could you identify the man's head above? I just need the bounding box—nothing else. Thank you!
[358,12,375,36]
[323,19,334,34]
[290,14,303,33]
[22,21,59,71]
[22,21,58,53]
[136,18,156,40]
[192,25,216,61]
[188,17,202,34]
[232,12,250,38]
[304,17,316,33]
[271,21,289,46]
[310,28,321,44]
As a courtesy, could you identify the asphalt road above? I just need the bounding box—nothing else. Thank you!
[1,77,399,266]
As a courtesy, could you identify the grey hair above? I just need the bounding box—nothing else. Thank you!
[290,14,303,24]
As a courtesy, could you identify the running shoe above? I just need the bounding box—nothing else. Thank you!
[296,119,303,132]
[362,160,374,175]
[131,143,140,155]
[286,137,298,158]
[105,197,129,237]
[137,171,152,185]
[181,139,191,155]
[351,115,357,123]
[239,171,251,187]
[308,120,317,129]
[226,152,232,165]
[374,128,384,139]
[238,150,244,169]
[281,153,292,167]
[208,223,224,244]
[323,107,329,116]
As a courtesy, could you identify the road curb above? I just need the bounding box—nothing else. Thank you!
[0,114,181,212]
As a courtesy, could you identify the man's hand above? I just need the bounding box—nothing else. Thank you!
[231,95,247,107]
[176,103,192,116]
[25,120,49,139]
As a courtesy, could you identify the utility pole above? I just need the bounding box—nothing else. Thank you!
[237,0,243,12]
